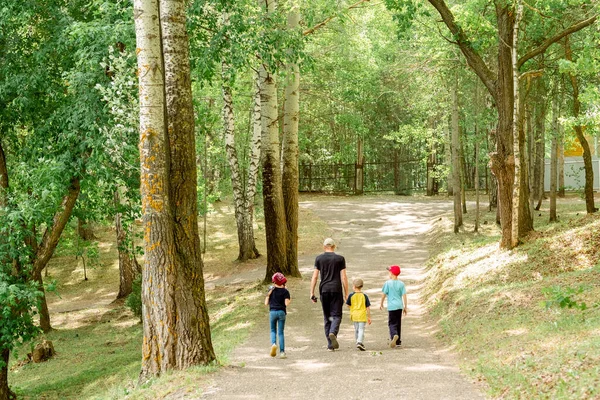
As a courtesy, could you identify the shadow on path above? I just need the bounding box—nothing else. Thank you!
[202,197,485,400]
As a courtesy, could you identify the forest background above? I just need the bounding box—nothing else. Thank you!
[1,0,600,399]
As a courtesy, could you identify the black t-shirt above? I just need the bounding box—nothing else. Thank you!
[269,287,291,313]
[314,252,346,293]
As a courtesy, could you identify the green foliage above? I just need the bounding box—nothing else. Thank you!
[125,276,142,321]
[542,285,589,312]
[0,219,42,365]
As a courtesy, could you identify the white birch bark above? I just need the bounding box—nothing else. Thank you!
[134,0,177,377]
[510,0,523,248]
[259,0,288,279]
[282,0,301,277]
[246,74,262,211]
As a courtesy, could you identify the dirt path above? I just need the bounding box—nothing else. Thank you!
[202,197,485,399]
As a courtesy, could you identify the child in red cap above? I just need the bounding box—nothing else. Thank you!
[379,265,407,348]
[265,272,291,358]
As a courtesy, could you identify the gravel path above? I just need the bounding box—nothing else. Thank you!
[202,197,485,400]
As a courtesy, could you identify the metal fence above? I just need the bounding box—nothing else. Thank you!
[299,160,426,194]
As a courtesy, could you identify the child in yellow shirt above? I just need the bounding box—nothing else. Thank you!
[345,278,372,351]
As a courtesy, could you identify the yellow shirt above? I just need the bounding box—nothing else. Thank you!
[346,292,370,322]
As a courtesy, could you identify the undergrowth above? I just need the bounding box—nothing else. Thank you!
[425,199,600,399]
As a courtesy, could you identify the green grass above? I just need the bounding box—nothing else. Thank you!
[9,284,265,399]
[425,200,600,399]
[8,194,329,399]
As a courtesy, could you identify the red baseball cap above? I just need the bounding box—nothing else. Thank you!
[387,265,401,276]
[272,272,287,286]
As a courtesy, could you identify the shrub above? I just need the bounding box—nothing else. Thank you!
[125,276,142,321]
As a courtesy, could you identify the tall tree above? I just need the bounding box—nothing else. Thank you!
[564,35,596,214]
[549,86,560,223]
[421,0,596,248]
[282,0,302,278]
[220,11,261,262]
[451,79,462,232]
[258,0,288,281]
[134,0,215,378]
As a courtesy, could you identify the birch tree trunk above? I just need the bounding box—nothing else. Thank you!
[451,81,462,232]
[160,0,215,368]
[259,0,287,281]
[222,63,251,261]
[282,1,302,278]
[510,0,523,248]
[135,0,215,378]
[244,75,262,258]
[135,0,179,378]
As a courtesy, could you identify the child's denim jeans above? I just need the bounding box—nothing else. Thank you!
[353,321,366,344]
[270,310,286,352]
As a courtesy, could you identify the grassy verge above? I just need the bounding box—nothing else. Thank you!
[8,194,328,399]
[10,284,265,400]
[425,198,600,399]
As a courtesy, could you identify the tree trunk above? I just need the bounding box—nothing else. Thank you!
[31,176,81,332]
[160,0,216,369]
[510,0,524,248]
[558,138,565,197]
[535,100,546,210]
[427,143,435,196]
[244,74,262,258]
[33,270,52,332]
[135,0,215,378]
[0,349,15,400]
[550,92,559,222]
[460,128,468,214]
[259,0,287,281]
[356,138,364,194]
[78,218,95,241]
[114,191,136,300]
[135,0,178,377]
[565,36,595,213]
[475,137,480,232]
[281,2,301,278]
[451,81,462,232]
[0,139,7,203]
[222,56,257,262]
[488,5,517,248]
[425,0,593,247]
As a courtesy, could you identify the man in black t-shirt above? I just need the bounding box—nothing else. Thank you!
[310,238,349,351]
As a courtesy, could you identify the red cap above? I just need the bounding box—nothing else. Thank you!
[387,265,401,276]
[272,272,287,286]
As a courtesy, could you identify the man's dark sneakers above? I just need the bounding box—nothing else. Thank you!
[328,333,339,349]
[357,342,366,351]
